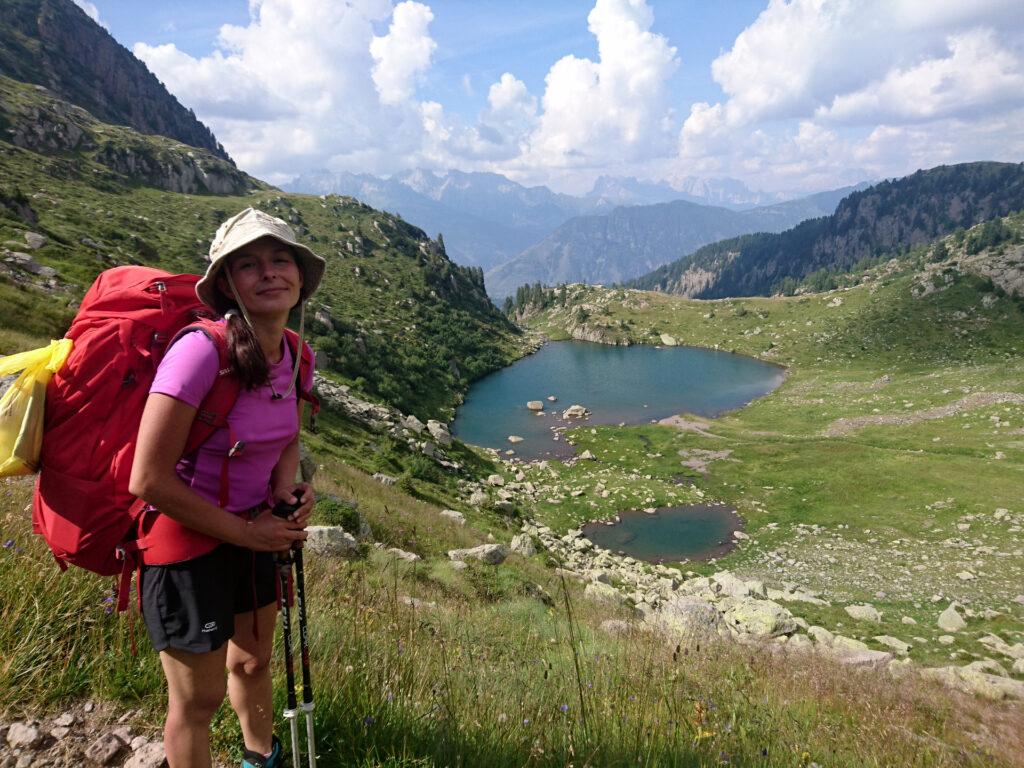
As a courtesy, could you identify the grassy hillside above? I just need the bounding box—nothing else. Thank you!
[0,76,522,421]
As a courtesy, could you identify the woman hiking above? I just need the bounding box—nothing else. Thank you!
[129,207,325,768]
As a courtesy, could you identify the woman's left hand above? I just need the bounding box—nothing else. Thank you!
[272,483,315,528]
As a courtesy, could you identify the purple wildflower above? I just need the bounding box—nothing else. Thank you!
[523,718,530,726]
[559,704,569,713]
[363,715,375,726]
[2,539,13,549]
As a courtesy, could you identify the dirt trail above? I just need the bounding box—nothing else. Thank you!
[824,392,1024,437]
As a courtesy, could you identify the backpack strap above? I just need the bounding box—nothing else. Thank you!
[283,328,319,432]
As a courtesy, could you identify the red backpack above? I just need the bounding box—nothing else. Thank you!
[31,266,317,601]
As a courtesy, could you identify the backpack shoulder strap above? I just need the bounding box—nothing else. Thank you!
[178,320,242,456]
[283,328,319,430]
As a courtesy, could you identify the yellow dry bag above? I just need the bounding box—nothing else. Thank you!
[0,339,73,477]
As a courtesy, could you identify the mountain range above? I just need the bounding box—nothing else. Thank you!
[630,161,1024,298]
[287,169,866,297]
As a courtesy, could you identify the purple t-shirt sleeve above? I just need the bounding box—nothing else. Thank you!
[151,331,220,407]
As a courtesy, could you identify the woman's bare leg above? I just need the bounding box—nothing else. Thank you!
[160,646,229,768]
[226,602,279,755]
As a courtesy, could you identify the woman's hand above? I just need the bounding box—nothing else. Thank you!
[244,509,307,552]
[272,483,316,528]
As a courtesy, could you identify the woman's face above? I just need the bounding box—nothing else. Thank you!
[218,236,303,318]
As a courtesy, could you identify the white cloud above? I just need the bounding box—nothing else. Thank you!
[370,1,437,105]
[677,0,1024,194]
[133,0,435,177]
[521,0,679,169]
[818,28,1024,124]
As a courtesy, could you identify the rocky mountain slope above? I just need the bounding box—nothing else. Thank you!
[0,0,229,161]
[0,81,521,421]
[487,184,863,299]
[632,162,1024,298]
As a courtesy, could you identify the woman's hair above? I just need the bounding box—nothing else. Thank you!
[224,310,270,390]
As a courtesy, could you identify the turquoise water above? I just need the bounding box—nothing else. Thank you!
[581,504,741,563]
[452,341,784,460]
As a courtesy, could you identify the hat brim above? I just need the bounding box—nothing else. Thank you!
[195,233,325,310]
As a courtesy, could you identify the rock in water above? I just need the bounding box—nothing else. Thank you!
[527,400,544,411]
[562,404,587,419]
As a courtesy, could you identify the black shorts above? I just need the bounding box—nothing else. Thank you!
[141,543,278,654]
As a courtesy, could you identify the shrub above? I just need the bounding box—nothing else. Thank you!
[314,496,360,534]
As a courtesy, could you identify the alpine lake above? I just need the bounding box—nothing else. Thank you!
[452,341,785,562]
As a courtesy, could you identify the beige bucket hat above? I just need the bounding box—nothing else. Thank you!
[196,206,326,310]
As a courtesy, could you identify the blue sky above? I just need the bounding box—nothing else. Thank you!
[80,1,1024,195]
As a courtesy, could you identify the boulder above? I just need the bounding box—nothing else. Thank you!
[6,722,42,749]
[402,414,426,433]
[711,571,750,598]
[562,404,587,419]
[426,419,452,446]
[305,526,360,557]
[469,490,488,506]
[921,662,1024,701]
[372,472,397,487]
[527,400,544,411]
[486,474,505,487]
[845,603,882,623]
[937,603,966,632]
[24,232,47,250]
[873,635,912,655]
[440,509,466,525]
[387,547,421,563]
[510,533,536,557]
[507,435,524,443]
[578,450,595,460]
[584,581,623,605]
[124,742,168,768]
[599,619,636,636]
[448,544,508,565]
[86,733,126,765]
[659,333,678,346]
[298,442,317,483]
[719,597,797,638]
[650,596,725,645]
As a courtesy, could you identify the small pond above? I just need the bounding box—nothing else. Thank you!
[452,340,784,461]
[581,504,742,563]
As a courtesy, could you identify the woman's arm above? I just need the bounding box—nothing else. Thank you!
[129,392,305,551]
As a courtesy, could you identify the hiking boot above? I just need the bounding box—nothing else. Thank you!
[242,734,284,768]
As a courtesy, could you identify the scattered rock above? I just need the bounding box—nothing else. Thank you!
[24,232,47,250]
[123,741,168,768]
[937,603,966,632]
[486,474,505,487]
[372,473,397,487]
[85,733,125,765]
[386,548,421,563]
[873,635,912,655]
[901,616,917,625]
[599,619,636,636]
[562,404,587,419]
[578,450,595,461]
[399,595,437,610]
[584,581,624,605]
[448,544,508,565]
[6,723,41,749]
[510,533,536,557]
[507,435,523,443]
[426,420,451,446]
[450,560,468,571]
[402,415,425,433]
[440,509,465,525]
[719,597,797,638]
[845,603,882,623]
[659,333,678,346]
[526,400,544,411]
[469,490,488,506]
[305,526,360,557]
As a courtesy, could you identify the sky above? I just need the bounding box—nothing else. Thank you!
[76,0,1024,196]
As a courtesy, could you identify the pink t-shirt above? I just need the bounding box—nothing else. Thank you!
[150,327,313,512]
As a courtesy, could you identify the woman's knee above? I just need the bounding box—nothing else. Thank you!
[169,680,227,723]
[227,646,272,678]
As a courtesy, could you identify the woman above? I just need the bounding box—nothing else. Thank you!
[129,207,326,768]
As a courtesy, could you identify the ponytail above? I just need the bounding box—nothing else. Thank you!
[224,309,270,390]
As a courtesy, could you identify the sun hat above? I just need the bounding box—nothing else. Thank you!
[195,206,326,310]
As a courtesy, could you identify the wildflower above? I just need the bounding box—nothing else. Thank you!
[2,539,13,549]
[497,713,507,724]
[523,718,530,726]
[363,715,375,726]
[559,704,569,713]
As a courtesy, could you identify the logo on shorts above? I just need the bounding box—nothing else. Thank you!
[201,621,218,633]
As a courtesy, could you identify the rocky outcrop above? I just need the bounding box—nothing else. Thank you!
[0,0,229,159]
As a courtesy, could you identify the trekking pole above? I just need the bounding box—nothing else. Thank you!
[275,550,301,768]
[292,546,316,768]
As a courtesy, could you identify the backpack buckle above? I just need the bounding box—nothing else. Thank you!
[228,441,246,458]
